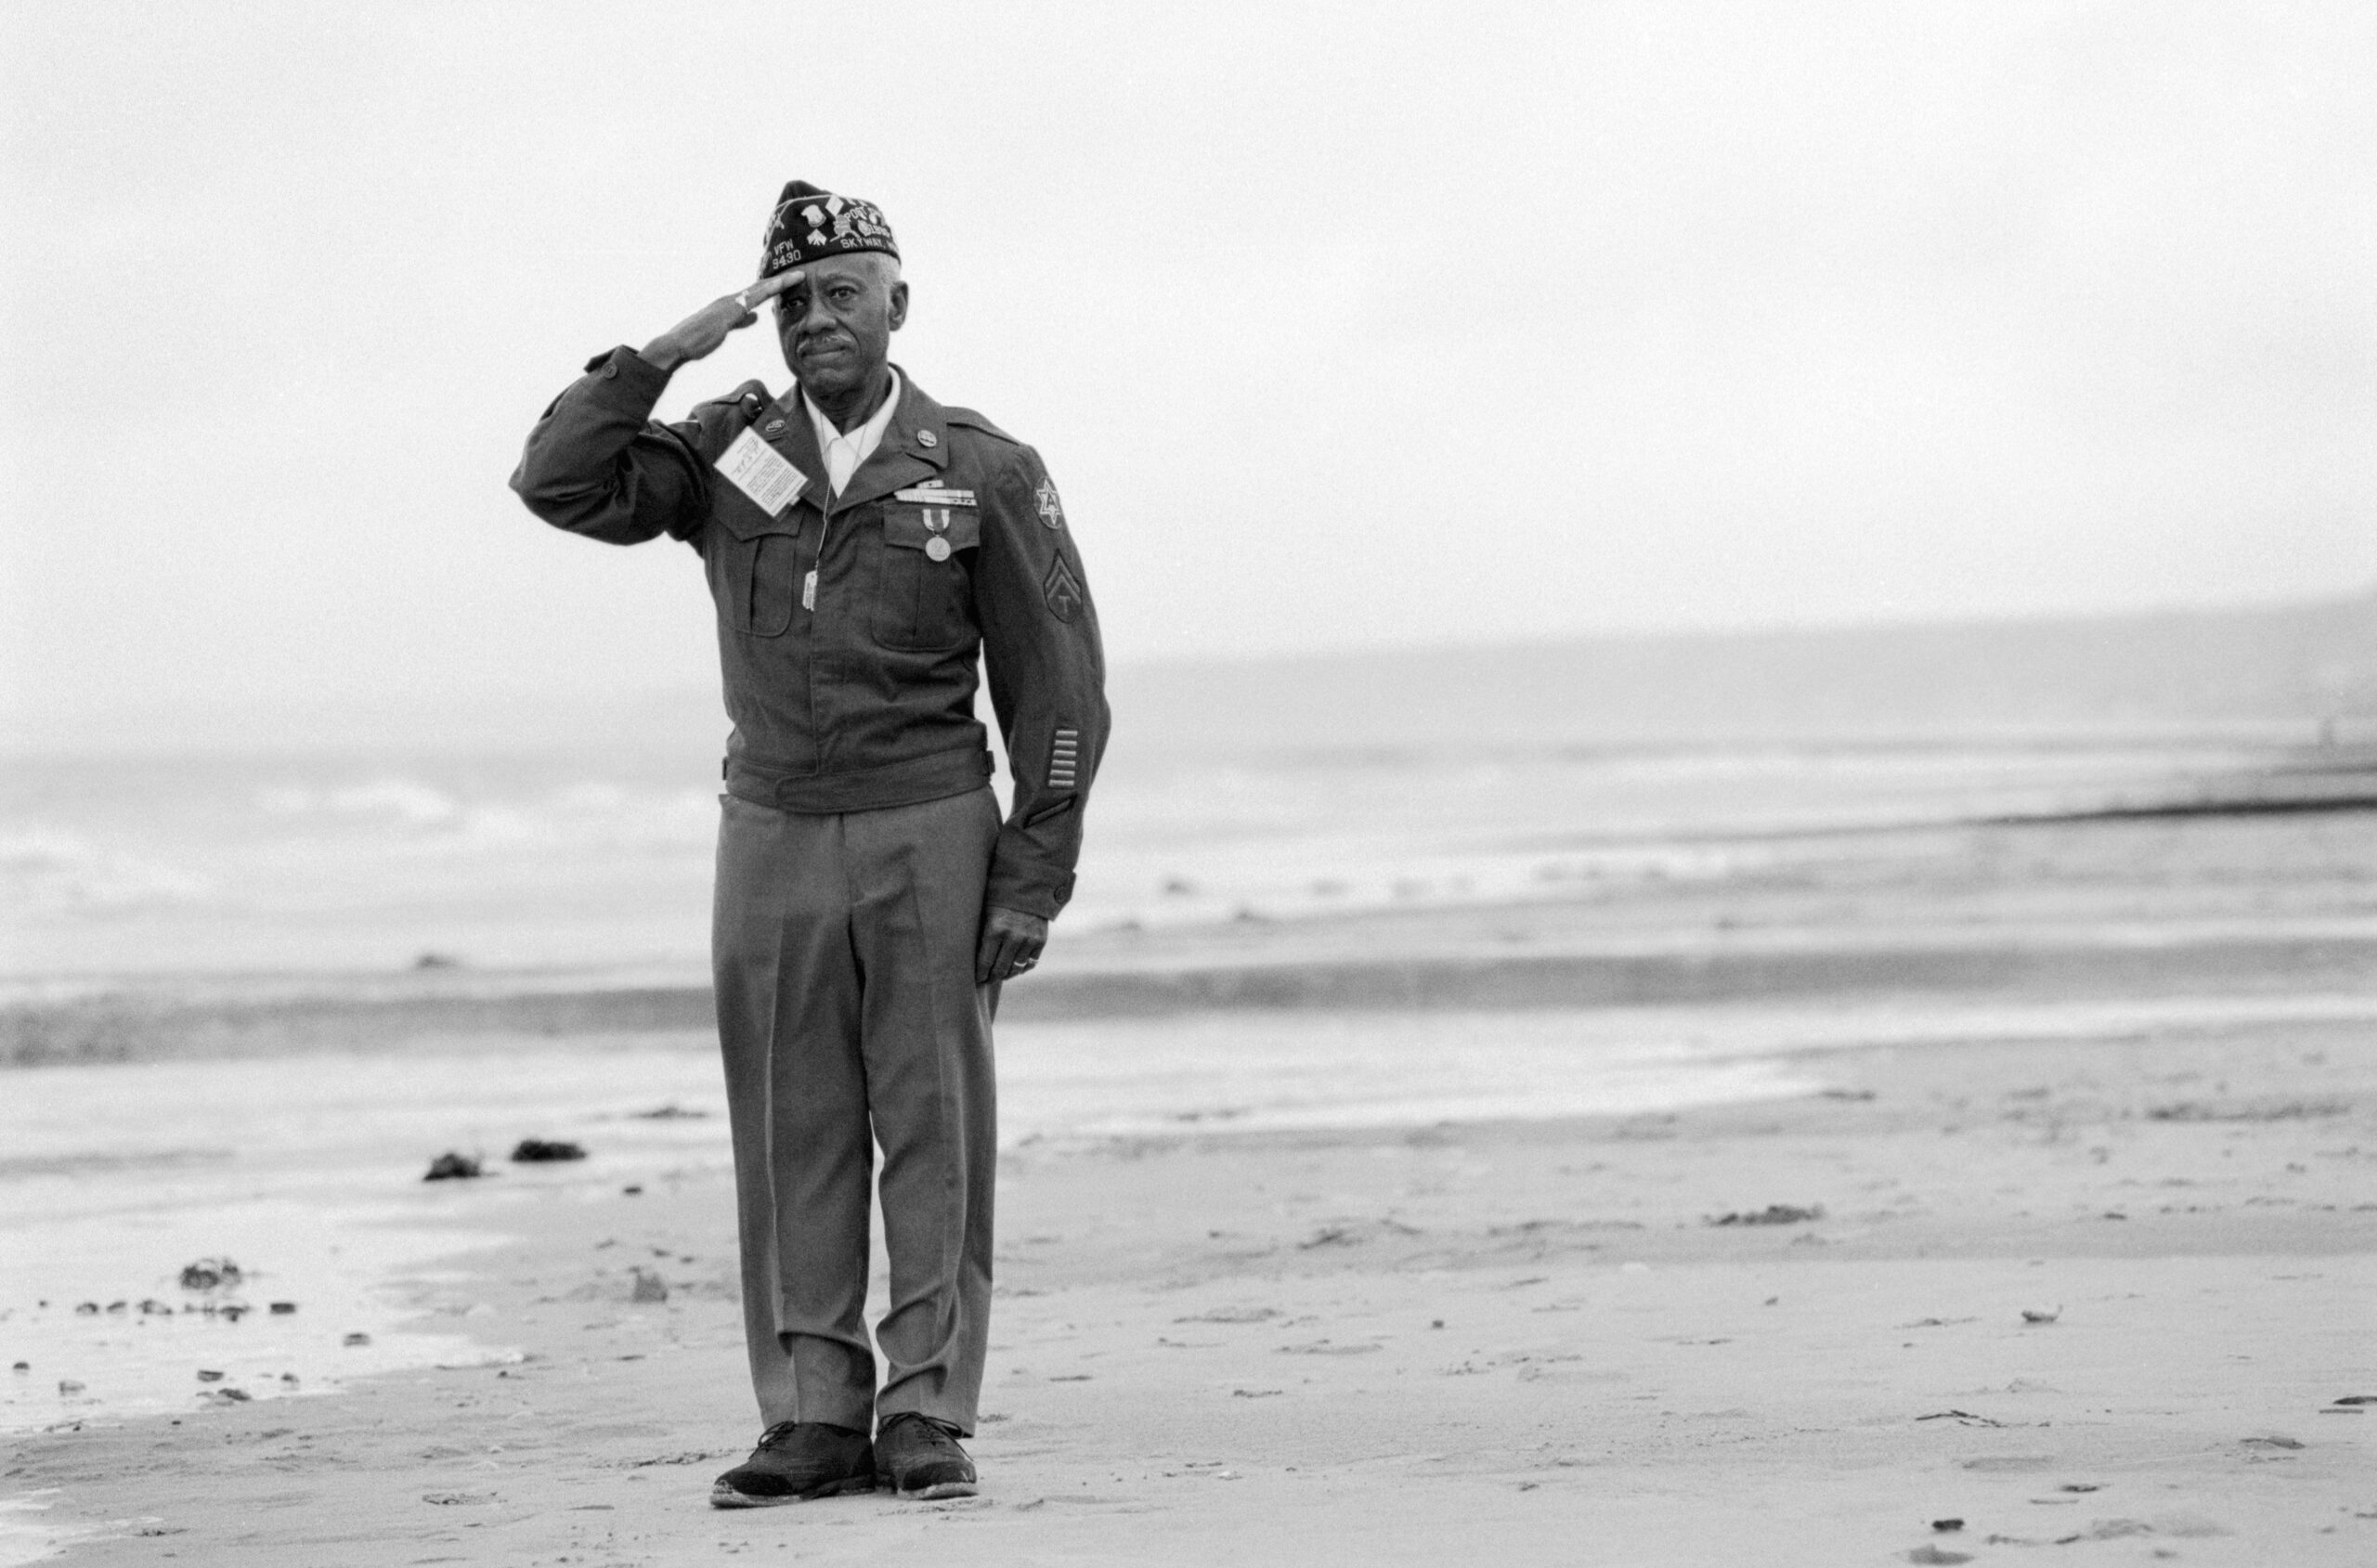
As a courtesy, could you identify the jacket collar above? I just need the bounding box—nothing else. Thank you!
[760,365,948,514]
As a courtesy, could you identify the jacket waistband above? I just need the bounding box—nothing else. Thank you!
[726,745,993,816]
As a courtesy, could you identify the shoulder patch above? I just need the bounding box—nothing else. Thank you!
[940,406,1020,446]
[1033,474,1065,530]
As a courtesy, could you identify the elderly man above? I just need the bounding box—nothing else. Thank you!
[510,182,1108,1506]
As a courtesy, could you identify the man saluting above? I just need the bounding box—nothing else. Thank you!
[511,182,1108,1506]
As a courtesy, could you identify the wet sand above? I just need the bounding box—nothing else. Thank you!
[4,809,2375,1564]
[5,1012,2373,1565]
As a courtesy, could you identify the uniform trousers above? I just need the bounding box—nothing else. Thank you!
[711,785,1002,1436]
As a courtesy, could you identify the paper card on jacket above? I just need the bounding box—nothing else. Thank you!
[716,428,807,515]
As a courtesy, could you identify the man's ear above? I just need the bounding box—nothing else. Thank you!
[887,279,909,332]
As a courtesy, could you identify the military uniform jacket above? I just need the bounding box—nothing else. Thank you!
[510,345,1108,921]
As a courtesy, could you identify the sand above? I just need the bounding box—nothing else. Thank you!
[2,1013,2370,1564]
[5,810,2375,1564]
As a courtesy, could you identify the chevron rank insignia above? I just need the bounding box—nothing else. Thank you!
[1042,554,1084,622]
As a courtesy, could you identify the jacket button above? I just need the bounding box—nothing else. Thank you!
[601,363,618,380]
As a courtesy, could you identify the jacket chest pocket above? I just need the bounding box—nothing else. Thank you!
[710,498,810,638]
[874,505,981,651]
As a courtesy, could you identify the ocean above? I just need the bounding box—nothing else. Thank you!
[0,722,2276,989]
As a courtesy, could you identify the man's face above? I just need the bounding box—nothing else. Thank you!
[774,253,907,406]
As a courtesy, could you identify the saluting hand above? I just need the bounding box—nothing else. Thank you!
[976,906,1049,986]
[639,269,804,373]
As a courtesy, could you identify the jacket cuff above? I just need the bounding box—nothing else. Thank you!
[985,862,1074,923]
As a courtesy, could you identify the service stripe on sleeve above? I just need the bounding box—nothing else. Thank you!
[1047,727,1080,788]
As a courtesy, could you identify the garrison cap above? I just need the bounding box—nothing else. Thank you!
[760,180,899,277]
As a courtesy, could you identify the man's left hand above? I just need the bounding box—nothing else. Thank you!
[976,906,1049,984]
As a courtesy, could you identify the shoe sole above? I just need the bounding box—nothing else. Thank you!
[880,1476,978,1501]
[708,1474,877,1509]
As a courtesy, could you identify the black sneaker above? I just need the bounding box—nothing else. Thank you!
[710,1421,876,1508]
[874,1411,978,1499]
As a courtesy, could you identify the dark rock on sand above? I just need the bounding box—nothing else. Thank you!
[1706,1204,1825,1226]
[178,1258,243,1290]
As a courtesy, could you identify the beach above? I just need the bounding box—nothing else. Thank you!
[13,0,2377,1552]
[4,753,2374,1563]
[2,986,2371,1563]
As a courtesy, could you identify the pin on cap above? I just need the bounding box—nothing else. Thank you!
[760,181,898,277]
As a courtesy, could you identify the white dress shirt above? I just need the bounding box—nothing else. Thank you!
[804,368,903,497]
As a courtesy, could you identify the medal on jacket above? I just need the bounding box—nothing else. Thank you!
[923,509,953,562]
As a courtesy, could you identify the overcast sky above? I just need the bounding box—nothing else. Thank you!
[5,1,2372,737]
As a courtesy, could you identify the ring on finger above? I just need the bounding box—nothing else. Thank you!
[735,290,752,310]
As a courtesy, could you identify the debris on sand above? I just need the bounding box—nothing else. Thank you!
[9,1362,26,1373]
[1929,1519,1963,1532]
[343,1332,372,1347]
[630,1103,708,1121]
[1174,1306,1279,1324]
[411,952,463,971]
[509,1139,586,1163]
[1916,1410,2007,1428]
[269,1302,297,1315]
[630,1268,669,1304]
[196,1369,225,1382]
[2020,1307,2062,1325]
[178,1258,243,1291]
[1707,1204,1825,1226]
[422,1152,485,1182]
[2146,1098,2345,1122]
